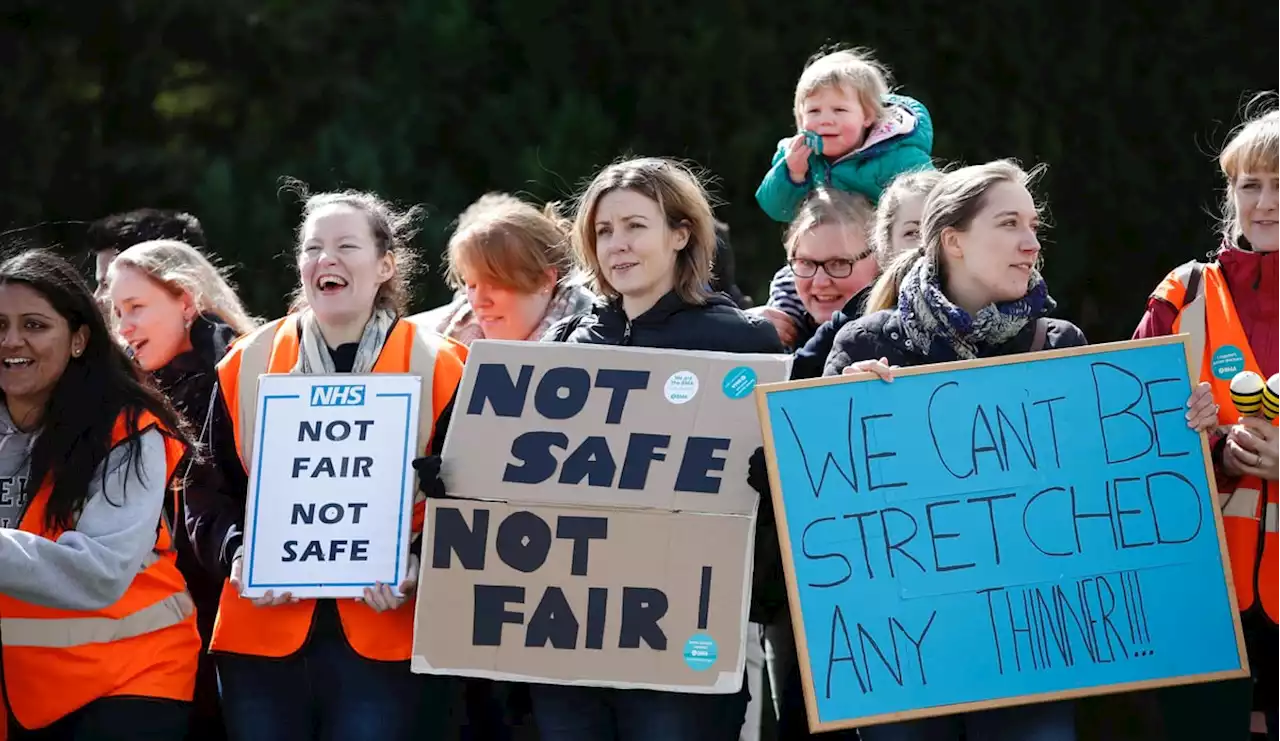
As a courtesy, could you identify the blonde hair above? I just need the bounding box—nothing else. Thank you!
[572,157,716,305]
[284,181,422,316]
[873,169,944,264]
[1219,96,1279,243]
[794,48,890,130]
[784,188,875,258]
[108,240,260,336]
[445,193,575,294]
[864,159,1042,316]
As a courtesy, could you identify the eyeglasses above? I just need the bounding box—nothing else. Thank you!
[788,248,873,279]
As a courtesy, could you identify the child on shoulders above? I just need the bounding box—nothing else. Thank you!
[756,47,934,223]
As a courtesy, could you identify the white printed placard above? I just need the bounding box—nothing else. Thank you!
[241,373,422,598]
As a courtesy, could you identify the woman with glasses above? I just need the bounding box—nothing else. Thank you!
[752,189,879,351]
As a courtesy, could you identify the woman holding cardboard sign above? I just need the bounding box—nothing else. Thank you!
[0,249,199,739]
[815,159,1220,740]
[183,185,468,741]
[528,157,783,740]
[1133,101,1278,741]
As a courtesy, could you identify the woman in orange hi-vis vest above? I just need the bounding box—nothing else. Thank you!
[182,185,468,741]
[1135,101,1278,741]
[0,249,199,740]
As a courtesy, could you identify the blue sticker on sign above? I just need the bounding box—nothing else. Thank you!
[722,367,758,399]
[1211,345,1246,380]
[684,634,718,671]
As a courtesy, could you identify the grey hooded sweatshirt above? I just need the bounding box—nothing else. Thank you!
[0,403,169,611]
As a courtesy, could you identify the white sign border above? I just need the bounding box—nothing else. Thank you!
[241,373,422,598]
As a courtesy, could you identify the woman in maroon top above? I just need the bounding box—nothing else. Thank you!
[1136,107,1274,737]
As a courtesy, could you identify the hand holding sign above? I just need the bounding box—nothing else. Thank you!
[1184,382,1218,433]
[360,554,421,612]
[841,357,896,382]
[231,552,297,607]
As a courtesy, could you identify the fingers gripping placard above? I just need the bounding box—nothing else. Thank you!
[755,336,1247,732]
[412,340,791,693]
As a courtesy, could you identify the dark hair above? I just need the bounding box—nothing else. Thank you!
[282,181,422,317]
[85,209,206,254]
[0,249,192,531]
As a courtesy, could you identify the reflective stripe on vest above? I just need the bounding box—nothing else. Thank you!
[0,412,200,729]
[211,313,455,661]
[1,592,195,649]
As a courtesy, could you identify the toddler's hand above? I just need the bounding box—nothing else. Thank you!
[785,135,812,183]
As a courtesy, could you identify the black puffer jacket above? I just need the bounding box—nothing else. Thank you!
[824,308,1087,376]
[551,290,783,352]
[150,314,240,632]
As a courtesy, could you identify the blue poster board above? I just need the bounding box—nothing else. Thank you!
[755,336,1247,732]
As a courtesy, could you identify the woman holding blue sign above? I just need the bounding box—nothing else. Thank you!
[1134,101,1278,741]
[531,157,783,741]
[819,159,1221,740]
[183,185,468,741]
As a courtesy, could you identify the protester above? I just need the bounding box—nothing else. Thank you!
[86,209,206,307]
[783,169,944,382]
[182,187,468,741]
[755,46,933,224]
[417,192,595,345]
[106,239,261,741]
[530,157,782,740]
[0,249,199,740]
[750,189,876,353]
[1134,103,1278,741]
[777,159,1219,740]
[763,169,942,352]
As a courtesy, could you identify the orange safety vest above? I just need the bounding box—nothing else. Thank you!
[1154,261,1278,624]
[0,410,198,730]
[210,314,466,661]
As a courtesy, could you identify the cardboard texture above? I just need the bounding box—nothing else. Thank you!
[412,340,791,693]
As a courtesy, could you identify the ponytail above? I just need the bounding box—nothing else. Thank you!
[862,248,919,317]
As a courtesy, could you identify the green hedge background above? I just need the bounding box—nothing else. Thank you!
[2,1,1275,341]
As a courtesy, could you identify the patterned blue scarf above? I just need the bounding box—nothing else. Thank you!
[897,255,1055,360]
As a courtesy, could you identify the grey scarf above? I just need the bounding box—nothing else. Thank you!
[294,308,396,374]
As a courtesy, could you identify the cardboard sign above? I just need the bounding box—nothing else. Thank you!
[755,336,1248,732]
[241,373,422,598]
[412,340,792,693]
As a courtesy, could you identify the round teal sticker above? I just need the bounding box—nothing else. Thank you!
[683,634,718,671]
[1211,345,1246,380]
[722,366,758,399]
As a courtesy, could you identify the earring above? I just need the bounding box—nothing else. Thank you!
[185,315,194,330]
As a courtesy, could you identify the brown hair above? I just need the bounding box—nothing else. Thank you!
[863,159,1043,316]
[572,157,716,305]
[794,47,890,130]
[1219,95,1278,243]
[284,182,422,316]
[444,193,574,293]
[784,188,875,258]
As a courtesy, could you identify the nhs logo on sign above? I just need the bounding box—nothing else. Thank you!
[309,385,366,407]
